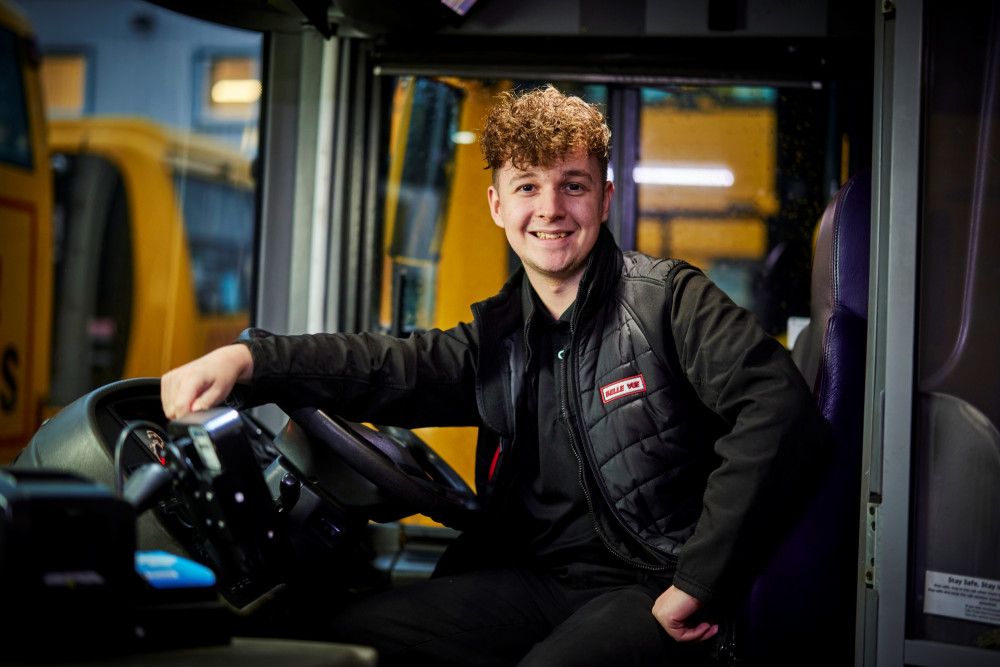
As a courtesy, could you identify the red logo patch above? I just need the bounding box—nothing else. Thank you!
[600,374,646,404]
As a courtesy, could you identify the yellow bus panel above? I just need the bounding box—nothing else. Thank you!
[0,0,52,460]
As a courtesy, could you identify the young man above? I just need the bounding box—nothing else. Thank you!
[161,86,828,666]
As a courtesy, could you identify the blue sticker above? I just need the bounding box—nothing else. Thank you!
[135,550,217,589]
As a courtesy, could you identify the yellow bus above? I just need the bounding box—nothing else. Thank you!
[0,0,51,461]
[44,117,255,429]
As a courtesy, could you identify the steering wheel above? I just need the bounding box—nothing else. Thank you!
[282,407,482,530]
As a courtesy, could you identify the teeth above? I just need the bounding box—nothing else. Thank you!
[535,232,568,240]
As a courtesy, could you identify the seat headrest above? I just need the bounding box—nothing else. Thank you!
[791,169,872,391]
[811,169,872,322]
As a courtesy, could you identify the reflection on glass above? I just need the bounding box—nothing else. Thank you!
[175,171,255,315]
[49,151,131,402]
[39,53,86,116]
[910,1,1000,650]
[635,85,825,343]
[0,23,30,167]
[635,86,779,307]
[19,0,261,407]
[206,55,261,120]
[381,77,463,334]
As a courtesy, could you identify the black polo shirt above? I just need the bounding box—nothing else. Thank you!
[496,279,625,570]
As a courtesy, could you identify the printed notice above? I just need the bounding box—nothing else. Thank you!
[924,570,1000,624]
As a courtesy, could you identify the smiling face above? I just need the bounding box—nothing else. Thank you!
[488,149,614,294]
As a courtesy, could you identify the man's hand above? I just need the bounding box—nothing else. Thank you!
[161,344,254,420]
[652,585,719,642]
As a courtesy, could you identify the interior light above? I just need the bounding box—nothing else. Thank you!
[211,79,262,104]
[633,165,735,187]
[441,0,478,16]
[451,130,477,145]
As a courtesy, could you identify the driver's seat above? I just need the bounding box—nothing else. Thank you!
[728,169,871,664]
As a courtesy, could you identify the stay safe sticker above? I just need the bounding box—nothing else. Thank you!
[924,570,1000,625]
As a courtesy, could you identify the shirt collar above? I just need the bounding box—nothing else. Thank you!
[521,277,574,327]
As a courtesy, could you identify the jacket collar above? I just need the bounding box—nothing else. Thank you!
[571,224,624,330]
[476,224,623,330]
[471,225,624,437]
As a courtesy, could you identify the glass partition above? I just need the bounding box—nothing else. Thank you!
[16,0,262,416]
[909,0,1000,651]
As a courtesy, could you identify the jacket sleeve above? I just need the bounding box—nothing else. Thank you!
[225,324,482,429]
[668,267,830,604]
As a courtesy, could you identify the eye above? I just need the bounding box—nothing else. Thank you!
[565,182,584,193]
[517,183,535,193]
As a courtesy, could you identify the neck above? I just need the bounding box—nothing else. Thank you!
[528,272,581,319]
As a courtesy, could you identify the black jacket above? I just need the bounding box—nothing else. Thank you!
[233,226,828,603]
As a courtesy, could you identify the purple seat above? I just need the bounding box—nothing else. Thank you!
[731,169,872,664]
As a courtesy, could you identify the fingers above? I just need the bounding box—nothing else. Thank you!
[184,378,226,415]
[667,620,719,643]
[160,345,252,420]
[162,369,225,420]
[161,365,212,420]
[652,585,717,643]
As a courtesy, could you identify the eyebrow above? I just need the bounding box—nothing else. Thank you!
[562,169,595,183]
[508,167,595,184]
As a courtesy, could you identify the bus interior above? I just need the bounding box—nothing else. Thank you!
[0,0,998,665]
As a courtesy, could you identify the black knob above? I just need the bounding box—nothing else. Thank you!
[278,471,300,510]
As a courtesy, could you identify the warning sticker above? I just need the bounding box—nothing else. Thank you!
[924,570,1000,625]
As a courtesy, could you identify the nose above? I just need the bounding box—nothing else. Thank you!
[535,187,566,221]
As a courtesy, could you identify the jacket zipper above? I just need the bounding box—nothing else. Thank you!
[558,341,668,573]
[489,300,534,487]
[523,300,535,373]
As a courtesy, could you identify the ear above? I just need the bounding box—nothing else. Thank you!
[488,185,505,228]
[601,180,615,221]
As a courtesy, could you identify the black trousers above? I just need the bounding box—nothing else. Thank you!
[328,563,708,666]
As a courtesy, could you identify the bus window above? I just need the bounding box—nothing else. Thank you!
[38,52,87,116]
[0,19,31,167]
[634,85,827,343]
[0,0,50,461]
[635,87,778,308]
[380,76,465,335]
[909,0,1000,649]
[175,173,254,315]
[9,1,263,447]
[49,152,132,404]
[47,118,256,409]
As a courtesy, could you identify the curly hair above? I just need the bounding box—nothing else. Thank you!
[479,85,611,182]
